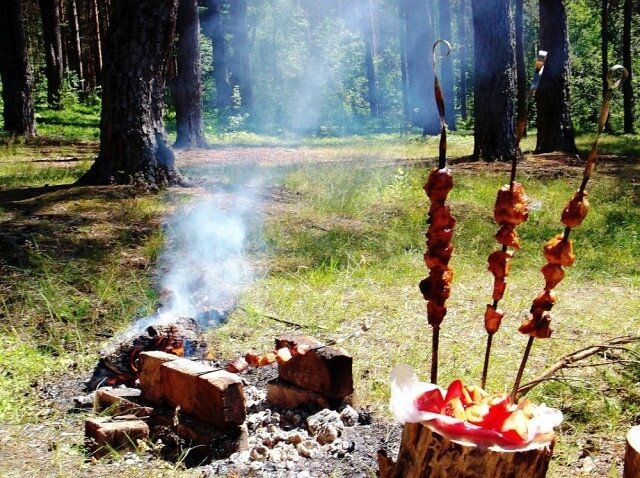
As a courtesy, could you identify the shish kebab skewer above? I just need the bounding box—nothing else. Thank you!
[480,50,547,389]
[419,39,453,385]
[510,65,629,402]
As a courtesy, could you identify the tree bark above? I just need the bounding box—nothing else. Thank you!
[622,0,634,134]
[601,0,611,132]
[471,0,516,162]
[78,0,182,188]
[399,0,411,126]
[67,0,84,88]
[515,0,527,138]
[625,426,640,478]
[438,0,455,129]
[378,423,554,478]
[0,0,36,136]
[458,0,468,121]
[173,0,207,149]
[535,0,577,154]
[229,0,253,114]
[404,0,439,134]
[38,0,65,108]
[364,0,380,118]
[91,0,103,85]
[202,0,233,112]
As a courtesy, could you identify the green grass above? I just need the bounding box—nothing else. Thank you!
[0,130,639,475]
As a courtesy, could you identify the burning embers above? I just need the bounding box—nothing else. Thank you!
[86,317,208,390]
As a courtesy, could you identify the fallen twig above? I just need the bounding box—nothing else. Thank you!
[516,334,640,398]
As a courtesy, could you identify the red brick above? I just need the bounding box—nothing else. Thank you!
[160,359,246,428]
[275,334,353,400]
[85,417,149,458]
[138,351,179,404]
[95,387,155,418]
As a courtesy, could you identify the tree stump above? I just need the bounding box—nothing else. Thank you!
[378,422,555,478]
[624,425,640,478]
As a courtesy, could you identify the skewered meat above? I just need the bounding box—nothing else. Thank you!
[226,356,249,373]
[493,278,507,301]
[561,190,590,228]
[424,244,454,268]
[488,250,514,280]
[428,203,456,229]
[419,268,453,303]
[541,264,565,291]
[543,234,575,266]
[494,182,529,226]
[518,312,553,338]
[427,227,454,249]
[275,347,293,364]
[425,168,454,201]
[427,301,447,327]
[495,225,521,249]
[530,291,556,317]
[484,305,505,334]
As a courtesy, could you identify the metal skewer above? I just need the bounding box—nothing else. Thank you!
[429,39,451,385]
[480,51,547,389]
[511,65,628,402]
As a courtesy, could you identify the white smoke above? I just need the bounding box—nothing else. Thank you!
[117,186,259,341]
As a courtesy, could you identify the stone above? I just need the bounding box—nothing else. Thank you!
[137,351,179,404]
[95,387,155,418]
[275,334,353,401]
[340,405,359,427]
[160,359,246,428]
[315,424,339,444]
[85,417,149,458]
[307,409,344,435]
[250,445,269,461]
[286,432,305,445]
[266,378,329,410]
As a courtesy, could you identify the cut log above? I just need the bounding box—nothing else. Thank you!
[624,425,640,478]
[378,422,554,478]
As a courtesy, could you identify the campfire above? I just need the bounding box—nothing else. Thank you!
[86,317,209,390]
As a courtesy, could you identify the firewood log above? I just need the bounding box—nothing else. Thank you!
[378,422,554,478]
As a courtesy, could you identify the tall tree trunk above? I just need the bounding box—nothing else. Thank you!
[362,0,380,118]
[622,0,634,134]
[68,0,84,88]
[404,0,439,135]
[38,0,65,108]
[399,0,411,126]
[0,0,36,136]
[91,0,103,85]
[173,0,206,148]
[471,0,516,161]
[78,0,182,188]
[229,0,253,115]
[458,0,468,121]
[515,0,527,138]
[601,0,611,132]
[202,0,233,112]
[535,0,577,154]
[438,0,455,129]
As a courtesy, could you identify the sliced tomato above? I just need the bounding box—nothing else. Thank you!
[480,394,514,431]
[415,388,445,413]
[500,409,530,443]
[441,397,467,420]
[444,379,473,406]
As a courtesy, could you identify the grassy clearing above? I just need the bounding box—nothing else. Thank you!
[0,131,638,476]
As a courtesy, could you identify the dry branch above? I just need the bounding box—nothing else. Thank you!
[516,335,640,398]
